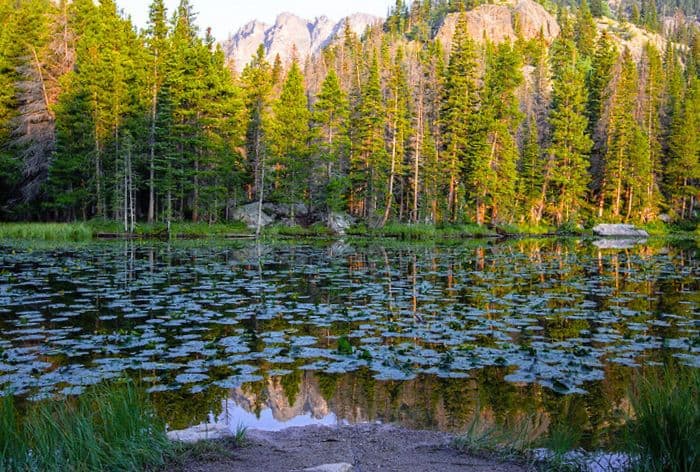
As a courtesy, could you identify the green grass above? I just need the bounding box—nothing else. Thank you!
[347,222,496,240]
[0,381,172,472]
[625,367,699,472]
[497,223,556,236]
[88,220,250,238]
[0,223,93,242]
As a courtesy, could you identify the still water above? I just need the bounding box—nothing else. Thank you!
[1,237,697,448]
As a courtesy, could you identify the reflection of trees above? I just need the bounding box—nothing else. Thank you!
[151,386,225,430]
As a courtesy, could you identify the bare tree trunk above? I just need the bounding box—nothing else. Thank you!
[413,102,423,224]
[381,114,398,227]
[148,52,158,223]
[256,158,266,238]
[193,152,199,222]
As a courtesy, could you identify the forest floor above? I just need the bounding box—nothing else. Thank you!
[168,423,527,472]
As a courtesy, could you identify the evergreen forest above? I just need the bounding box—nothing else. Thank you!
[1,0,699,231]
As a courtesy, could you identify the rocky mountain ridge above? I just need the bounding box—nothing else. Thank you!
[223,13,381,72]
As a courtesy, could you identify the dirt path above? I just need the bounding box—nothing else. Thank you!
[181,423,526,472]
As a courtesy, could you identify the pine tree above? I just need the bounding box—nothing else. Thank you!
[351,51,386,218]
[470,42,524,224]
[545,35,593,225]
[588,31,617,198]
[440,13,479,222]
[241,44,272,234]
[518,115,544,223]
[46,83,94,220]
[601,48,651,221]
[590,0,605,17]
[381,46,411,225]
[666,77,700,219]
[270,60,311,214]
[145,0,169,223]
[637,43,664,220]
[575,0,597,59]
[313,69,350,212]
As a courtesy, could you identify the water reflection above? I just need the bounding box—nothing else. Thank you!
[0,237,698,449]
[168,366,634,449]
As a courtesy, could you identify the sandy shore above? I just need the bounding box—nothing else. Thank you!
[177,423,526,472]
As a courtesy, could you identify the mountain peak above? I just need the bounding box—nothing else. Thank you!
[224,13,381,72]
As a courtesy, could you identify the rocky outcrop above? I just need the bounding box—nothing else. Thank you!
[262,202,309,219]
[435,0,559,48]
[232,202,273,229]
[595,17,666,61]
[326,212,354,236]
[224,13,381,72]
[592,224,650,237]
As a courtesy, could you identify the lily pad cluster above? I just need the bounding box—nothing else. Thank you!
[0,240,697,402]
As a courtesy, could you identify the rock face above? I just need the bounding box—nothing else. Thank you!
[595,17,666,61]
[592,224,650,237]
[232,202,273,229]
[224,13,381,72]
[326,212,354,236]
[435,0,559,48]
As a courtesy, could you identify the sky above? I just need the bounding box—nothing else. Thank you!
[116,0,393,40]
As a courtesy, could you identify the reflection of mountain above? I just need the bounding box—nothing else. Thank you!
[233,372,330,422]
[222,367,632,450]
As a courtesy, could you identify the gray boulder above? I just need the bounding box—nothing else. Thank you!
[326,212,354,235]
[263,202,308,218]
[592,224,649,238]
[232,203,273,229]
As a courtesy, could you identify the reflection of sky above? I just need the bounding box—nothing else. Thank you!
[221,402,341,432]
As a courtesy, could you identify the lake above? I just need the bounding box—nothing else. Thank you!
[1,237,697,449]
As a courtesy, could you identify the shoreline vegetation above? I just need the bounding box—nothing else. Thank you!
[0,368,696,471]
[0,220,697,242]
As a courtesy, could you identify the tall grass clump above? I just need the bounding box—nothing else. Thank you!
[0,223,92,242]
[453,412,545,461]
[0,382,171,471]
[625,367,699,472]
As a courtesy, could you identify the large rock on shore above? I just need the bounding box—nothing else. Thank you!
[232,203,273,229]
[592,224,649,238]
[326,212,354,235]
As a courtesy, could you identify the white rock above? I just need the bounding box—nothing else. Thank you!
[304,463,354,472]
[592,224,649,237]
[167,423,233,443]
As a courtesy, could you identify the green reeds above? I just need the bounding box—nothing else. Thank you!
[0,223,92,242]
[0,382,171,471]
[625,367,699,472]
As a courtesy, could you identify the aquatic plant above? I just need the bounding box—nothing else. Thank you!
[0,381,171,471]
[625,367,699,472]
